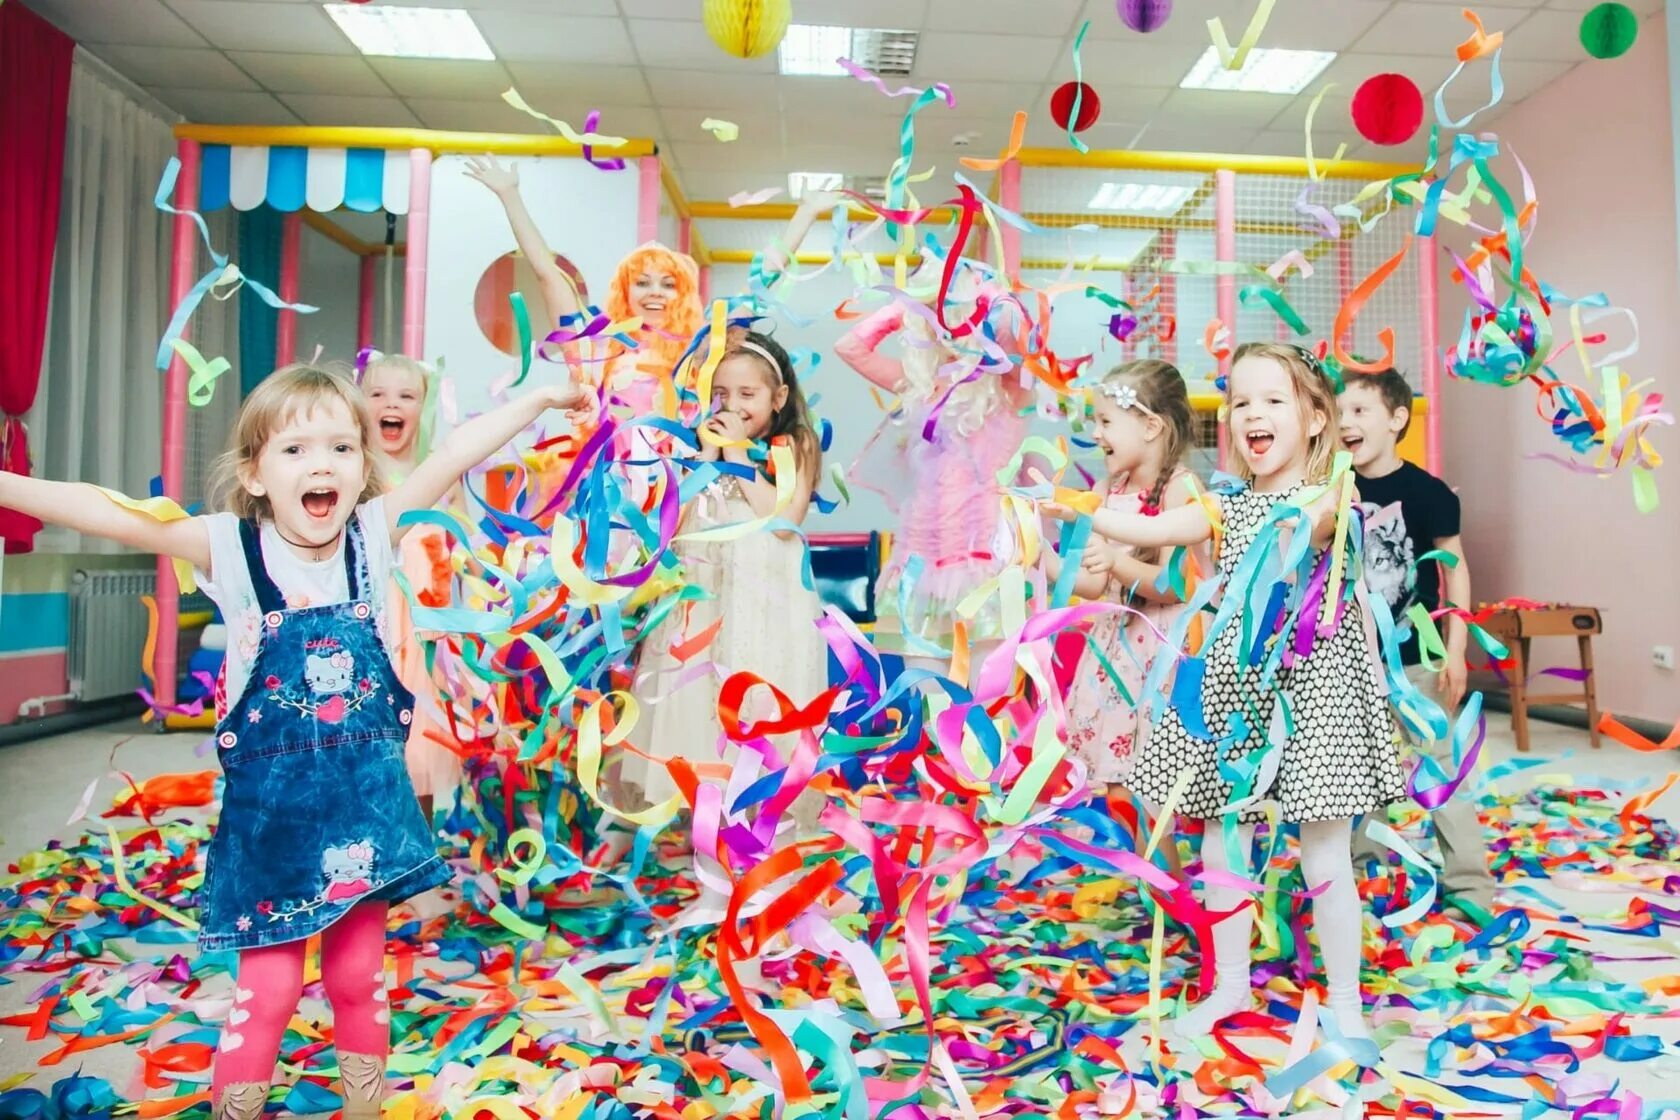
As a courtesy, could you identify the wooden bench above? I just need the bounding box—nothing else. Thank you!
[1477,605,1603,753]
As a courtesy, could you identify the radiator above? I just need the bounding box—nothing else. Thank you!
[69,568,154,703]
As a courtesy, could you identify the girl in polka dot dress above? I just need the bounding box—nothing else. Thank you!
[1043,360,1200,863]
[1045,342,1403,1044]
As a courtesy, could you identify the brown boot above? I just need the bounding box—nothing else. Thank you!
[337,1052,386,1119]
[213,1082,271,1120]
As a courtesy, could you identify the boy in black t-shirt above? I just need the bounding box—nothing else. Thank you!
[1339,369,1496,918]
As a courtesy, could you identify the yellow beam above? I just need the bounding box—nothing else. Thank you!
[660,161,691,221]
[694,200,1316,236]
[706,249,923,267]
[1012,147,1422,180]
[690,224,713,267]
[172,124,657,158]
[299,210,406,257]
[1020,257,1136,273]
[300,210,367,255]
[689,201,961,223]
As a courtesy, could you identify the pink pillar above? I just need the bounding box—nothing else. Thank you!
[1418,233,1442,473]
[403,149,432,358]
[678,215,692,255]
[1158,229,1177,365]
[357,255,376,350]
[275,212,302,366]
[698,265,712,303]
[156,138,201,709]
[999,159,1022,279]
[1214,169,1237,470]
[637,155,661,245]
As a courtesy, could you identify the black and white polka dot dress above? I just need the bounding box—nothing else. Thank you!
[1131,483,1405,824]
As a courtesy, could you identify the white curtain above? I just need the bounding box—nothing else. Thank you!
[28,55,240,551]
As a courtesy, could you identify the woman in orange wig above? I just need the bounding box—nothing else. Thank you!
[466,155,701,420]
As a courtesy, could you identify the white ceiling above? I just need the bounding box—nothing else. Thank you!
[20,0,1665,205]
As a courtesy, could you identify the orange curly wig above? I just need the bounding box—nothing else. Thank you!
[607,243,702,374]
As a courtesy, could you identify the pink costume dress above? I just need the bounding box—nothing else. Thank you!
[838,304,1030,655]
[1063,474,1197,786]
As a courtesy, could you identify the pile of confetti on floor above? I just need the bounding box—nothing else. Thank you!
[4,756,1680,1120]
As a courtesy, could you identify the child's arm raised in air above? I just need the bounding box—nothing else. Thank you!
[385,381,595,541]
[834,303,909,392]
[464,156,582,331]
[0,477,211,572]
[761,190,841,280]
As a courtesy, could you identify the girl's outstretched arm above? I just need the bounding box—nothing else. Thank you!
[835,303,909,392]
[1044,495,1214,550]
[386,382,596,540]
[0,477,211,572]
[464,155,582,331]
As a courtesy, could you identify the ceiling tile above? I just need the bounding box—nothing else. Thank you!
[1071,37,1206,87]
[911,31,1064,82]
[277,93,422,128]
[1127,121,1263,154]
[85,45,258,90]
[615,0,699,17]
[365,58,515,99]
[924,0,1083,36]
[227,52,392,96]
[474,13,636,65]
[645,69,780,108]
[789,0,929,28]
[1351,5,1537,56]
[668,141,790,174]
[406,96,548,134]
[1246,130,1319,157]
[630,19,779,73]
[503,61,652,105]
[21,0,206,46]
[150,87,301,125]
[775,75,930,118]
[1156,89,1296,129]
[659,108,787,147]
[159,0,352,53]
[1256,0,1394,51]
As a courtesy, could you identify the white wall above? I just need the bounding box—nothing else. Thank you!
[423,154,639,420]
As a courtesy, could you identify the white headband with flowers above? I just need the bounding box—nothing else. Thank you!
[1098,380,1159,421]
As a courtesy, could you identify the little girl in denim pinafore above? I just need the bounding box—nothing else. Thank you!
[0,364,597,1120]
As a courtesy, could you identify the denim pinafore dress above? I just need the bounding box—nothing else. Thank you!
[198,517,451,952]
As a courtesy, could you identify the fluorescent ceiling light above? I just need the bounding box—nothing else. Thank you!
[779,25,919,77]
[324,4,495,61]
[1088,183,1196,213]
[1179,46,1335,94]
[788,172,844,200]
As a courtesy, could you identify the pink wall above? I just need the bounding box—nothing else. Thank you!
[1437,13,1680,724]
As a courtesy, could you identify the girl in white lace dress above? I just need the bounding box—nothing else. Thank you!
[622,332,827,874]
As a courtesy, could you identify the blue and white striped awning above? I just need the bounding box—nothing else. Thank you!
[198,144,410,213]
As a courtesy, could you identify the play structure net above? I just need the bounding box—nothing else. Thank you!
[1014,157,1429,475]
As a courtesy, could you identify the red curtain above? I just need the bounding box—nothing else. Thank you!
[0,3,73,553]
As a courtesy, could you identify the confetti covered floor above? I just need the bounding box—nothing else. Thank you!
[6,716,1680,1118]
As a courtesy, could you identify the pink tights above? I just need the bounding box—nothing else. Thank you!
[211,902,391,1096]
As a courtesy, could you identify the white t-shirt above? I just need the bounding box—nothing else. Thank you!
[194,498,397,707]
